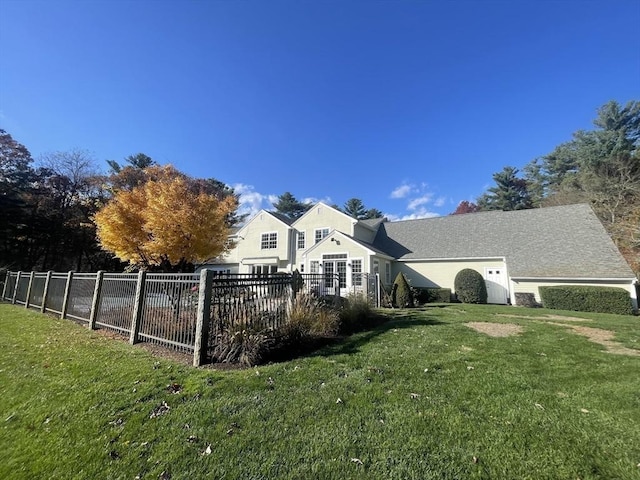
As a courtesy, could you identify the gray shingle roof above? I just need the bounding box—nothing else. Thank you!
[373,204,635,279]
[358,218,386,229]
[267,211,294,226]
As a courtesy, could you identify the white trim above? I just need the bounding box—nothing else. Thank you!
[297,230,306,249]
[511,276,637,282]
[313,227,331,245]
[400,256,507,263]
[260,231,278,250]
[292,201,358,227]
[236,209,292,236]
[241,257,279,265]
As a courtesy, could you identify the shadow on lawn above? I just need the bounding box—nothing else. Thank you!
[264,311,445,363]
[320,312,444,357]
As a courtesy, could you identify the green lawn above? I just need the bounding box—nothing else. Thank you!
[1,303,639,479]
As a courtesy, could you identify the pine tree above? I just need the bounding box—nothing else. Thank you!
[477,166,533,211]
[272,192,311,220]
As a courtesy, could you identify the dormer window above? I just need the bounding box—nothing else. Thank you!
[314,228,329,244]
[261,232,277,249]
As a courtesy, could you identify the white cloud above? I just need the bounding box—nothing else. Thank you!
[433,196,447,208]
[399,208,440,220]
[390,183,413,199]
[302,196,332,205]
[384,208,440,221]
[233,183,274,220]
[407,194,433,211]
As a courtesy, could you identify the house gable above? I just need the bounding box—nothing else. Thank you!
[293,202,358,240]
[230,210,293,272]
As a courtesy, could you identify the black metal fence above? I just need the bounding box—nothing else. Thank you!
[1,270,377,365]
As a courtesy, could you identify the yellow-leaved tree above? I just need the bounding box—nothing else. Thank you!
[94,165,237,271]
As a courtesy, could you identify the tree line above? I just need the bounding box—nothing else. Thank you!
[0,136,241,273]
[451,100,639,275]
[0,131,383,274]
[2,99,636,274]
[271,192,384,221]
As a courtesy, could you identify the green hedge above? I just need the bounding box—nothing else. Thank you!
[539,285,633,315]
[412,287,452,304]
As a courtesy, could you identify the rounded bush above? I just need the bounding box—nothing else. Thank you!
[454,269,487,304]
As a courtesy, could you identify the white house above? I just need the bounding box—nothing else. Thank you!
[203,202,639,310]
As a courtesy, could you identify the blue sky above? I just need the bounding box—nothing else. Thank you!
[1,0,638,221]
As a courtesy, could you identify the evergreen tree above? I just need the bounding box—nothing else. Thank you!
[343,198,366,219]
[272,192,312,220]
[392,272,414,308]
[363,208,384,219]
[477,166,533,211]
[524,100,640,274]
[343,198,384,219]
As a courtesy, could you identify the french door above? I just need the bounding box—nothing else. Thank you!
[323,256,347,295]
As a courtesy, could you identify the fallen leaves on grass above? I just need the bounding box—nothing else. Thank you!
[150,402,170,419]
[166,383,182,394]
[202,445,212,455]
[350,458,364,466]
[227,422,240,435]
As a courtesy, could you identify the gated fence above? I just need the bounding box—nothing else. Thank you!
[2,270,379,366]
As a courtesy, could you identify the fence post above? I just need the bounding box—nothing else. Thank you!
[24,271,35,309]
[129,271,146,345]
[12,271,21,304]
[60,271,74,319]
[88,271,104,330]
[1,271,9,301]
[41,271,52,313]
[193,269,214,367]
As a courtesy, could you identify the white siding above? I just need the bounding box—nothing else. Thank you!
[227,212,292,272]
[293,204,355,238]
[395,258,507,290]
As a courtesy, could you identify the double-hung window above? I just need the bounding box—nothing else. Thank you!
[352,259,363,287]
[261,232,277,249]
[297,231,306,249]
[314,228,329,244]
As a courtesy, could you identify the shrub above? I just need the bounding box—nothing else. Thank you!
[291,269,304,294]
[338,293,375,333]
[392,272,414,308]
[209,328,276,367]
[514,292,540,308]
[539,286,633,315]
[454,269,487,304]
[412,287,452,305]
[283,294,339,340]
